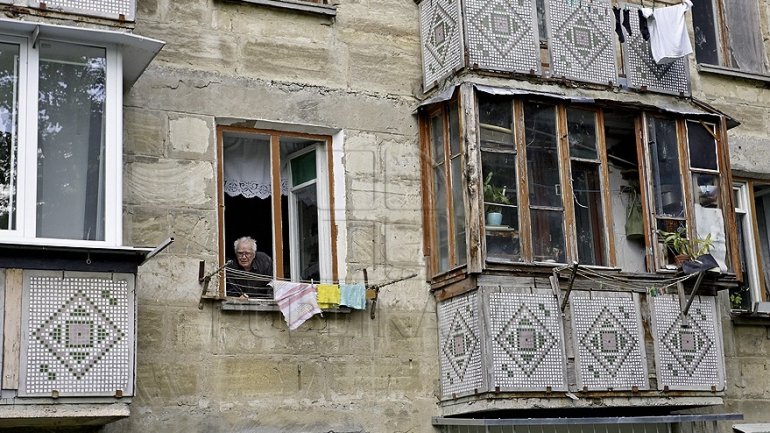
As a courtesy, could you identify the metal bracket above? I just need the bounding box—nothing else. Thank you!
[198,259,232,310]
[681,271,706,317]
[560,262,579,312]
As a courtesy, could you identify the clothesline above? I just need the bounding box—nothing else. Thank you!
[552,262,697,293]
[221,265,415,287]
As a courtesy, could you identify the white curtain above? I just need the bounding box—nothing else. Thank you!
[223,137,289,199]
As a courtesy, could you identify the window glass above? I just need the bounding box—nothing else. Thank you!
[525,103,560,208]
[572,161,606,266]
[449,103,466,264]
[567,108,597,160]
[525,102,564,263]
[648,117,684,219]
[754,184,770,301]
[0,42,19,231]
[692,0,720,66]
[480,96,519,262]
[723,0,766,74]
[430,113,449,273]
[687,121,717,171]
[37,41,106,241]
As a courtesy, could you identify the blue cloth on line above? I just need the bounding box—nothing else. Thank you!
[340,283,366,310]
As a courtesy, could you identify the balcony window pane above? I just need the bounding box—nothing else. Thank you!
[482,151,519,261]
[532,209,566,263]
[687,121,718,171]
[572,161,606,266]
[648,117,684,218]
[0,42,19,231]
[525,102,559,207]
[567,108,597,160]
[37,41,106,240]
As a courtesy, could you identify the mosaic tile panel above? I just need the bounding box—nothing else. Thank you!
[650,295,724,391]
[421,0,464,89]
[438,291,484,398]
[20,272,134,397]
[464,0,540,74]
[28,0,135,20]
[622,5,690,96]
[571,294,648,390]
[548,0,616,85]
[487,292,566,391]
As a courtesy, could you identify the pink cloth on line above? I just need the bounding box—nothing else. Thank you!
[270,281,321,330]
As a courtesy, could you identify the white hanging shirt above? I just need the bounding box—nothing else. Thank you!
[642,0,693,64]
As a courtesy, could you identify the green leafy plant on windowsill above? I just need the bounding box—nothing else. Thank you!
[659,227,714,265]
[483,171,510,214]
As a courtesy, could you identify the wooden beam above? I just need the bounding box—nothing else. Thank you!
[461,83,484,274]
[597,110,617,267]
[515,100,532,262]
[271,134,284,278]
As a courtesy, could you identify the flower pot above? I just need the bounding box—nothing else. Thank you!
[674,254,689,267]
[486,212,503,226]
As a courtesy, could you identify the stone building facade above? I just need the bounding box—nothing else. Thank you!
[0,0,765,432]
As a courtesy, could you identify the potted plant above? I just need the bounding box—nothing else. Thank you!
[659,227,714,267]
[483,172,510,226]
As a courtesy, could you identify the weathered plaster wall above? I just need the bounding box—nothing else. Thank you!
[108,0,437,432]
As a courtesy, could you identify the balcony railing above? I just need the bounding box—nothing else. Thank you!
[0,0,135,21]
[437,285,724,410]
[419,0,690,96]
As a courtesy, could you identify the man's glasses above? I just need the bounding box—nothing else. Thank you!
[236,252,254,257]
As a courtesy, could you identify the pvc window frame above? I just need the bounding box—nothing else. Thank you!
[0,33,123,248]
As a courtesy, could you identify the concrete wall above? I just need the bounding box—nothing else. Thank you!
[109,0,438,432]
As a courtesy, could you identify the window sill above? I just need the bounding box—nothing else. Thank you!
[697,64,770,84]
[223,0,337,16]
[220,298,351,313]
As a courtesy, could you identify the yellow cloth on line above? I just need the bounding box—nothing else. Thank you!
[317,284,341,309]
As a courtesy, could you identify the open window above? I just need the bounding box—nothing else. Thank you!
[218,127,336,296]
[731,181,770,311]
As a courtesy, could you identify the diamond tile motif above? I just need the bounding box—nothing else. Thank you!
[622,5,690,95]
[438,291,483,398]
[549,0,617,84]
[488,292,566,390]
[28,0,134,20]
[572,294,648,390]
[20,273,134,396]
[650,295,724,390]
[421,0,464,89]
[464,0,540,74]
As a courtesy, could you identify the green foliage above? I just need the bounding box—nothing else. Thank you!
[659,227,714,260]
[483,172,510,213]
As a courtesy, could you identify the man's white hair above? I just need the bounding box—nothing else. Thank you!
[233,236,257,253]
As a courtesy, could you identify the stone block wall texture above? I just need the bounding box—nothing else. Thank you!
[111,0,770,431]
[686,1,770,429]
[111,0,435,432]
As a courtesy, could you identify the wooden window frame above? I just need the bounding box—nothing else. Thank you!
[479,98,616,267]
[639,115,738,272]
[693,0,767,75]
[215,126,337,297]
[421,97,467,278]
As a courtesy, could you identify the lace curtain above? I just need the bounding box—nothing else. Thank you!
[223,138,289,199]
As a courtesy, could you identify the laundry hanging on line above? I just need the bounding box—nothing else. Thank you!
[641,0,693,64]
